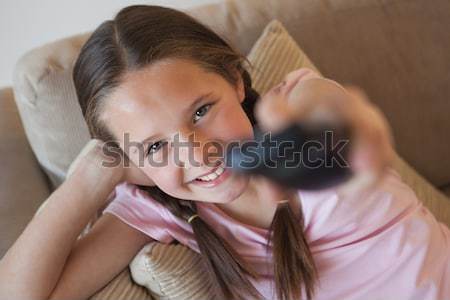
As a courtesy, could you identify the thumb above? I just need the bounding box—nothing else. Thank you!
[254,89,296,133]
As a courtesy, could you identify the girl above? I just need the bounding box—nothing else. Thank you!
[0,5,449,300]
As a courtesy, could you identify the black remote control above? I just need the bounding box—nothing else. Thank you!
[225,122,353,190]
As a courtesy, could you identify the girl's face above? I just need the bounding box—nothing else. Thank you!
[101,58,254,204]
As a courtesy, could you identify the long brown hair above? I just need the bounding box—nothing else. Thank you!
[73,5,317,300]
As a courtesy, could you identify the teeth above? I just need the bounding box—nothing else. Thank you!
[197,166,224,181]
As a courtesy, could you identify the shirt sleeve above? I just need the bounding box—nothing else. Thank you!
[101,182,174,243]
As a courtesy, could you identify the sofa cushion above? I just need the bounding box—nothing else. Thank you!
[246,20,320,94]
[89,267,155,300]
[12,33,92,189]
[0,88,51,258]
[129,243,214,300]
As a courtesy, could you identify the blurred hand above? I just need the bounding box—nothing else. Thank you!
[254,69,395,197]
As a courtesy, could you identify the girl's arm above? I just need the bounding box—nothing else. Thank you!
[47,213,153,300]
[0,140,154,300]
[0,164,120,299]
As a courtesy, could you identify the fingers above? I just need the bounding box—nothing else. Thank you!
[254,90,295,133]
[67,139,106,178]
[345,86,395,171]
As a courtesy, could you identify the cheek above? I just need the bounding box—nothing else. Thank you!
[148,167,172,186]
[142,165,184,194]
[212,102,254,141]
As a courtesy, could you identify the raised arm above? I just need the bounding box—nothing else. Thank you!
[255,67,395,196]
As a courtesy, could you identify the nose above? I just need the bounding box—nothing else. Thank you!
[174,128,220,170]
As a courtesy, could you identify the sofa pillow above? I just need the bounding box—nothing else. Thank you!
[89,267,154,300]
[247,20,320,94]
[130,243,214,300]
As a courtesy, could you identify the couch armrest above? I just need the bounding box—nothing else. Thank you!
[0,87,51,258]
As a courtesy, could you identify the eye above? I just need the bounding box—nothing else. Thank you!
[193,103,213,123]
[146,141,167,156]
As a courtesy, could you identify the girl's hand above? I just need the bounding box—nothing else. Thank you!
[254,68,395,196]
[67,139,155,187]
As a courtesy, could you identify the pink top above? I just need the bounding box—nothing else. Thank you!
[102,167,450,300]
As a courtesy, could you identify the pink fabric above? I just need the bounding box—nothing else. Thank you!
[102,167,450,300]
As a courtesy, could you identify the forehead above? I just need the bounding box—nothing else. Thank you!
[100,58,227,144]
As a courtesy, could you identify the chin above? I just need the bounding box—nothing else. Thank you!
[215,173,250,204]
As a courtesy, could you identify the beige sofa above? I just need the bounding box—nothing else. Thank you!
[1,0,450,298]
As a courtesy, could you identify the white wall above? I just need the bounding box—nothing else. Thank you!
[0,0,222,89]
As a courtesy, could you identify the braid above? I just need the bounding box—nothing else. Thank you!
[240,68,259,126]
[138,185,263,300]
[267,199,318,300]
[242,66,319,299]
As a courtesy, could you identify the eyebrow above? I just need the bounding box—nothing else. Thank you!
[139,92,214,145]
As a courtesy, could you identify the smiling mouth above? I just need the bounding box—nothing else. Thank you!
[189,163,232,188]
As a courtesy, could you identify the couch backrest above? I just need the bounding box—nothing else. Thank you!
[12,0,450,190]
